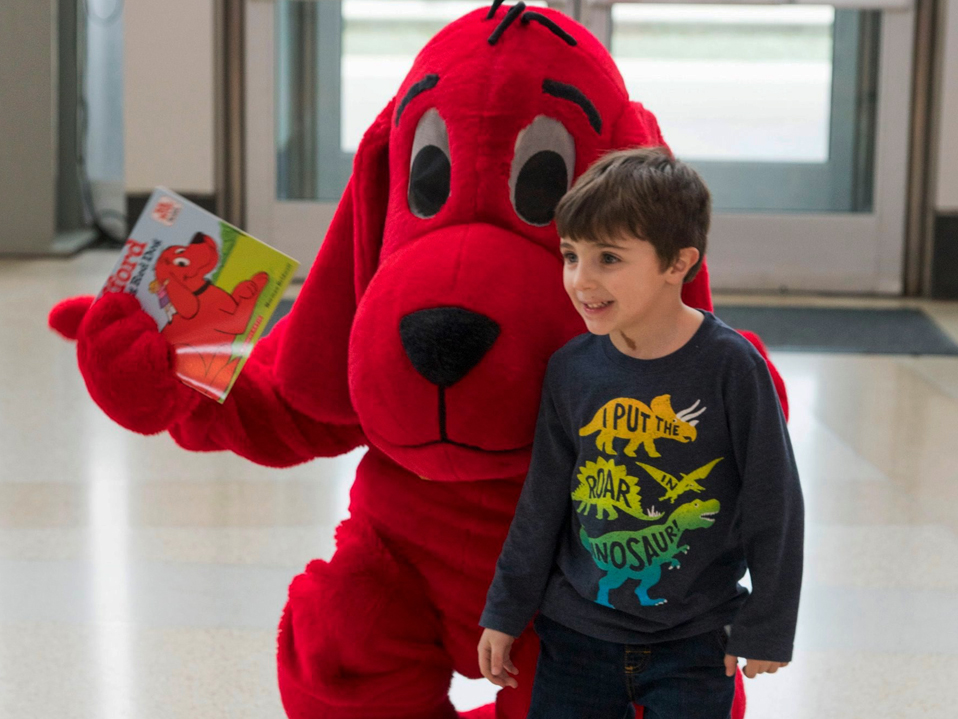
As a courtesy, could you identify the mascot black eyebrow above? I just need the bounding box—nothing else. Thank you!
[50,4,785,718]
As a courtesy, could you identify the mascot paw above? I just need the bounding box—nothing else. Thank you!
[74,292,200,434]
[48,296,95,341]
[457,704,496,719]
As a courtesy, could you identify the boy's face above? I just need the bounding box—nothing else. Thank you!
[560,234,690,336]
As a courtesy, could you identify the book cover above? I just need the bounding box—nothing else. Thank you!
[99,188,299,403]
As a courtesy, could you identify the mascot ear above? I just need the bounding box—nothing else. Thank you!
[613,101,714,313]
[273,98,396,425]
[682,261,713,313]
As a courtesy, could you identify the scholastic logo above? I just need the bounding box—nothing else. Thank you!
[152,196,181,226]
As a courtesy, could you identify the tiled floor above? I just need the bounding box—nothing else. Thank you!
[3,250,958,717]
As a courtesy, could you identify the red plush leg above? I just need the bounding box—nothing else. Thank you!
[732,666,746,719]
[277,516,458,719]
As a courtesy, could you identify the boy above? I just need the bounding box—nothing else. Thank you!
[477,148,804,718]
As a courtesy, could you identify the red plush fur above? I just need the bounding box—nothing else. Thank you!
[50,6,781,718]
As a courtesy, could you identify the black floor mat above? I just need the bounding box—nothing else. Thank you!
[714,306,958,355]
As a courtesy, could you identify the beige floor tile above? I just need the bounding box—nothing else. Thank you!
[806,525,958,589]
[0,622,284,719]
[741,650,958,719]
[0,526,337,567]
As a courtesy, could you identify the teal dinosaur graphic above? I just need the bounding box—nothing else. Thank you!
[579,499,720,608]
[636,457,724,504]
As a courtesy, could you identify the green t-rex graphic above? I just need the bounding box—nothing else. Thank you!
[636,457,724,504]
[579,499,720,608]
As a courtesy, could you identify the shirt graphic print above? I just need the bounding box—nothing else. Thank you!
[575,394,723,608]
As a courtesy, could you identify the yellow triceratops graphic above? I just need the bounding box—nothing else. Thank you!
[579,395,706,458]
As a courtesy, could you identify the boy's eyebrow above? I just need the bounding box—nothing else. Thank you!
[559,239,628,250]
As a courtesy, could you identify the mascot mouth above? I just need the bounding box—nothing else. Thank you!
[393,306,530,453]
[402,438,531,454]
[396,385,531,454]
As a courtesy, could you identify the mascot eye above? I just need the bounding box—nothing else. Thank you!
[408,108,451,219]
[510,115,575,227]
[173,258,191,267]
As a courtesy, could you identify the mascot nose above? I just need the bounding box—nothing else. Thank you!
[400,308,500,388]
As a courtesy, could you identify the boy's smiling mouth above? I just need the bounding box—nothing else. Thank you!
[582,300,614,313]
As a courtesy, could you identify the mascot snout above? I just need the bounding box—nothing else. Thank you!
[349,222,583,482]
[400,307,501,389]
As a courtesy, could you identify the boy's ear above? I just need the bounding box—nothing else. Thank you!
[272,97,396,425]
[669,247,700,283]
[616,101,713,311]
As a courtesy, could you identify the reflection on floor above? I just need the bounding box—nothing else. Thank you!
[3,251,958,718]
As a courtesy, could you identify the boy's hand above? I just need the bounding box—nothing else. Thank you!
[478,628,519,689]
[724,654,789,678]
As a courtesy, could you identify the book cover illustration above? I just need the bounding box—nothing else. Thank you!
[99,188,299,403]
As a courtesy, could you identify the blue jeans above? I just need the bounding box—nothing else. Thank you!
[528,614,735,719]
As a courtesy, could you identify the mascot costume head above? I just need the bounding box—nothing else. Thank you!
[51,3,787,718]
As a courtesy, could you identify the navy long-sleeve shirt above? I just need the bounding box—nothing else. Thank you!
[480,311,804,662]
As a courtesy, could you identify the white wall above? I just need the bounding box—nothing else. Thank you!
[123,0,215,194]
[936,0,958,212]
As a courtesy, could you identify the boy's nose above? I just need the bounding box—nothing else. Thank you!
[571,268,597,292]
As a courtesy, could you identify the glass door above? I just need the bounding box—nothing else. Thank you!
[608,4,871,212]
[588,0,913,293]
[246,0,915,291]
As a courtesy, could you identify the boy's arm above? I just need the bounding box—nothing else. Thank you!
[724,361,805,663]
[479,370,576,638]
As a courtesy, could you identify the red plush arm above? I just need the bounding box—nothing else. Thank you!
[49,292,366,468]
[168,316,366,467]
[50,99,395,467]
[737,330,789,421]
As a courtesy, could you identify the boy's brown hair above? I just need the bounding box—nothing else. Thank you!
[554,147,710,283]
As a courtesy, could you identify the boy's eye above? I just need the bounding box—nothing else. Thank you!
[601,253,620,264]
[563,252,578,263]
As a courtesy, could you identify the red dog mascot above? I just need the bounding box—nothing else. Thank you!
[50,4,787,718]
[153,232,269,398]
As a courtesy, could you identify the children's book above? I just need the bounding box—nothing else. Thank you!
[99,188,299,403]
